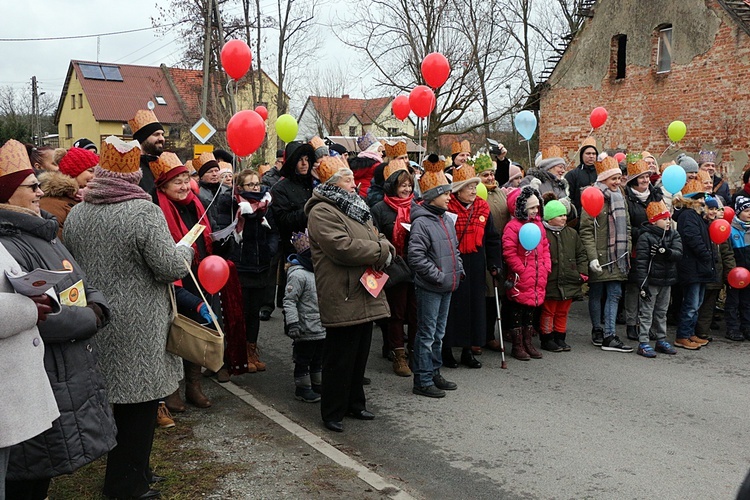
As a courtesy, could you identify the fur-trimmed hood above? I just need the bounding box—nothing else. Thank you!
[523,167,568,189]
[38,171,79,199]
[507,185,543,222]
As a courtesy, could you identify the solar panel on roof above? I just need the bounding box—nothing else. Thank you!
[79,64,105,80]
[101,66,123,81]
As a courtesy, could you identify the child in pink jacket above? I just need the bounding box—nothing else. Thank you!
[502,186,552,360]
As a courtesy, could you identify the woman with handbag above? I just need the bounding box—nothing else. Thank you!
[64,137,193,499]
[370,159,417,377]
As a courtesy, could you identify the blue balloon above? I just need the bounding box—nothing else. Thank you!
[519,222,542,251]
[661,164,687,194]
[514,110,537,141]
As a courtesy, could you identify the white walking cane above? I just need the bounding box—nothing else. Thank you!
[493,285,508,369]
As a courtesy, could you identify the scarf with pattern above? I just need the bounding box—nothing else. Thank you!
[596,182,629,274]
[315,183,371,224]
[448,195,490,254]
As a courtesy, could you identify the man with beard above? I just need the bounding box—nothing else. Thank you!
[129,109,165,196]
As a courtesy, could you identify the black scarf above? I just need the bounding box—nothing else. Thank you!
[315,184,371,224]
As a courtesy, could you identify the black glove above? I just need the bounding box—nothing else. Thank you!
[660,247,672,257]
[286,322,302,340]
[87,302,106,328]
[29,294,53,323]
[639,287,652,302]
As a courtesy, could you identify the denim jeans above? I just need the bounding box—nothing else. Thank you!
[677,283,705,339]
[724,286,750,334]
[413,286,452,387]
[588,281,623,337]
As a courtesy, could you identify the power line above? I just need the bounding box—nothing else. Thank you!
[0,22,182,42]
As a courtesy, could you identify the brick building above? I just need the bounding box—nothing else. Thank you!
[539,0,750,187]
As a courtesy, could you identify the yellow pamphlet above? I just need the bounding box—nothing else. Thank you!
[59,279,87,307]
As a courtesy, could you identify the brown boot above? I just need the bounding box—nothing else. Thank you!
[522,326,543,359]
[510,328,530,361]
[184,361,212,408]
[164,389,186,413]
[392,348,412,377]
[247,342,266,371]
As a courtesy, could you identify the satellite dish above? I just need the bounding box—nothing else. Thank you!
[147,101,155,110]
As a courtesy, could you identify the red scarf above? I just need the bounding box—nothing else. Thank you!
[383,194,413,256]
[448,195,490,254]
[157,189,213,264]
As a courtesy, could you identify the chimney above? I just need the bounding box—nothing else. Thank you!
[341,94,350,99]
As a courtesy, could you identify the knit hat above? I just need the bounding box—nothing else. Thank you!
[646,200,670,223]
[58,147,99,178]
[595,156,621,182]
[676,153,699,174]
[419,154,451,201]
[384,158,409,181]
[473,154,494,174]
[316,155,347,184]
[525,194,540,210]
[73,138,98,153]
[699,150,717,165]
[451,161,480,193]
[150,152,187,187]
[705,195,720,209]
[99,136,141,175]
[309,136,329,160]
[384,140,407,158]
[0,139,35,203]
[536,145,566,171]
[128,109,164,144]
[291,231,310,254]
[544,199,567,221]
[450,140,471,156]
[681,178,706,198]
[357,132,378,151]
[194,152,220,178]
[507,163,523,183]
[626,155,650,183]
[578,136,599,163]
[736,196,750,214]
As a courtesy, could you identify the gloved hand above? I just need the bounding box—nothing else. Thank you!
[286,322,302,340]
[589,259,603,274]
[640,287,652,302]
[384,252,393,268]
[650,243,660,257]
[238,201,254,215]
[198,303,215,324]
[87,302,106,328]
[29,294,53,323]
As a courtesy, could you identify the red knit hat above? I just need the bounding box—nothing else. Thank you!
[58,147,99,178]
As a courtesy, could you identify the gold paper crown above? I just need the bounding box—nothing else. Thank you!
[0,139,33,177]
[627,159,650,180]
[384,158,409,180]
[149,152,184,180]
[682,179,705,196]
[384,140,407,158]
[579,136,597,151]
[258,164,271,179]
[100,136,141,174]
[218,161,232,172]
[594,156,620,177]
[194,152,217,171]
[419,155,449,193]
[641,150,656,161]
[309,136,326,150]
[128,109,159,135]
[646,201,669,222]
[541,145,564,159]
[660,160,675,174]
[184,159,196,174]
[452,163,477,183]
[422,155,445,173]
[697,170,712,184]
[626,153,643,166]
[316,155,347,184]
[451,140,471,156]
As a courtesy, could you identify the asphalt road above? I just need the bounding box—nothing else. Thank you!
[232,300,750,499]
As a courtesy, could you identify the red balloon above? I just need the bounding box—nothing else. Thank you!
[581,186,604,217]
[227,110,266,157]
[221,40,252,80]
[421,52,451,88]
[709,219,731,244]
[614,152,626,163]
[189,178,199,194]
[728,267,750,289]
[590,107,608,129]
[254,105,268,121]
[409,85,436,119]
[723,206,735,223]
[198,256,230,294]
[392,95,411,121]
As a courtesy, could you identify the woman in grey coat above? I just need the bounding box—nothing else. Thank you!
[64,137,193,499]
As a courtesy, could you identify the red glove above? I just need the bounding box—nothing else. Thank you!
[29,294,53,323]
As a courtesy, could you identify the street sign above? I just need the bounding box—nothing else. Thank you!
[193,144,214,158]
[190,117,216,144]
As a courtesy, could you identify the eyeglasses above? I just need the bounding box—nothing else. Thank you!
[242,182,261,188]
[19,183,41,191]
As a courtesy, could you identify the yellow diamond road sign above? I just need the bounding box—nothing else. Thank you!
[190,117,216,144]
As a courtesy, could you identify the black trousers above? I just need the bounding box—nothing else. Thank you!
[4,478,51,500]
[321,322,372,422]
[242,286,264,343]
[103,400,159,498]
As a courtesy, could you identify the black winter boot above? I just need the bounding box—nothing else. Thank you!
[540,333,563,352]
[554,331,571,351]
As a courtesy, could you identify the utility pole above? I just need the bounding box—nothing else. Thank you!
[31,76,39,145]
[200,0,212,118]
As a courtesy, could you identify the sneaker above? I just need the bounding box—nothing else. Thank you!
[726,331,745,342]
[674,338,702,350]
[413,385,446,398]
[601,335,633,353]
[432,372,457,391]
[591,328,604,347]
[655,340,677,355]
[636,343,657,358]
[688,335,709,347]
[157,402,175,428]
[295,386,321,403]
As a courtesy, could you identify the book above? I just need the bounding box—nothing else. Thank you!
[5,268,71,297]
[360,267,389,298]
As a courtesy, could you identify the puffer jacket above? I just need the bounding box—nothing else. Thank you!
[198,181,235,231]
[625,184,663,244]
[283,259,326,341]
[305,187,393,328]
[632,224,683,287]
[729,217,750,270]
[408,202,464,293]
[502,187,551,306]
[38,171,80,240]
[564,162,597,218]
[0,207,117,480]
[271,144,316,255]
[579,187,632,283]
[673,201,717,284]
[351,155,380,200]
[544,223,588,301]
[230,188,279,278]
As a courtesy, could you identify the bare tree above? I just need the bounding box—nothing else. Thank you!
[306,63,351,137]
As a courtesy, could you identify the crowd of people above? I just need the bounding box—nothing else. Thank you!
[1,107,746,498]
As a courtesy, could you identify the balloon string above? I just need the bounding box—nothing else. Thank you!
[659,142,675,158]
[586,127,593,138]
[526,141,532,170]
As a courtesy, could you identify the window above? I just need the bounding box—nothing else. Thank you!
[612,34,627,79]
[79,63,123,81]
[71,95,76,109]
[66,124,72,139]
[388,127,400,136]
[155,95,167,105]
[78,93,83,108]
[657,26,672,73]
[349,126,357,136]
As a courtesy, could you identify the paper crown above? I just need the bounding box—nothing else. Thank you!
[100,136,141,174]
[451,162,477,183]
[149,152,184,180]
[451,140,471,156]
[594,156,620,181]
[194,152,217,171]
[291,231,310,254]
[218,161,232,173]
[626,159,650,182]
[541,145,564,159]
[128,109,159,136]
[184,159,196,174]
[316,155,347,184]
[681,178,705,197]
[384,140,407,158]
[699,150,717,164]
[626,153,643,165]
[473,154,494,174]
[419,155,450,193]
[258,163,271,179]
[384,158,409,180]
[309,136,329,159]
[357,132,378,151]
[0,139,34,177]
[579,136,598,151]
[641,150,656,162]
[646,200,670,223]
[697,170,711,184]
